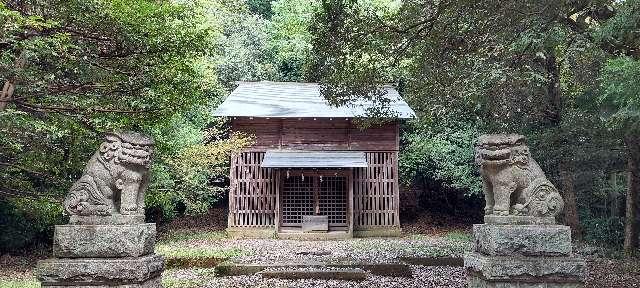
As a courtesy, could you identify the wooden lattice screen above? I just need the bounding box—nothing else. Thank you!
[353,152,400,229]
[281,175,314,226]
[228,152,277,228]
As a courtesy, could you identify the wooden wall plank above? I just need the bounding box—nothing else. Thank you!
[231,118,398,151]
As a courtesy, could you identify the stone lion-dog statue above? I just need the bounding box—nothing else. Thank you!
[475,134,564,217]
[63,131,154,217]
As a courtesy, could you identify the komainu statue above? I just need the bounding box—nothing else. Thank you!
[475,134,563,217]
[63,132,154,216]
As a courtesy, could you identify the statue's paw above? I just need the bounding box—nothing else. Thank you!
[120,204,138,213]
[494,210,509,216]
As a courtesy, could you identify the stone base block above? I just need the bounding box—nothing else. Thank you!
[484,216,556,225]
[36,254,164,286]
[53,224,156,258]
[464,253,586,283]
[469,275,583,288]
[473,224,572,256]
[69,215,145,225]
[43,276,161,288]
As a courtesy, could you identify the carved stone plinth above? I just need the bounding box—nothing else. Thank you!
[36,132,164,287]
[53,224,156,258]
[37,223,164,287]
[465,218,586,288]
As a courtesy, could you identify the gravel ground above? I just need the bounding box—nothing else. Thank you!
[173,235,471,264]
[163,265,466,288]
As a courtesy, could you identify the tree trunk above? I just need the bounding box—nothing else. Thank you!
[560,165,582,241]
[624,137,640,254]
[0,52,26,111]
[0,81,15,111]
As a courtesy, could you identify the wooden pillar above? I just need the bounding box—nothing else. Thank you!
[275,169,281,233]
[348,168,354,235]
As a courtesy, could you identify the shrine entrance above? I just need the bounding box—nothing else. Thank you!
[279,170,351,232]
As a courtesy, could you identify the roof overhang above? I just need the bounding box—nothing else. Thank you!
[260,150,368,168]
[213,81,416,119]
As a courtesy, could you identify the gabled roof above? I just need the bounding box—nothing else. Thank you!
[212,81,415,118]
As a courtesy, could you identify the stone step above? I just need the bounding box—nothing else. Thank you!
[260,268,368,281]
[217,261,413,277]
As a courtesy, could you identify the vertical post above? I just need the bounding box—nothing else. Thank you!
[313,171,320,215]
[348,168,354,236]
[228,152,237,229]
[393,151,400,227]
[275,169,281,233]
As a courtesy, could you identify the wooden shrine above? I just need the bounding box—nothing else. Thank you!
[213,81,415,239]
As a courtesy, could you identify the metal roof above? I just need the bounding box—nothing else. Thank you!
[213,81,415,118]
[260,150,368,168]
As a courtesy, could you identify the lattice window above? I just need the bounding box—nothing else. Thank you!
[353,152,399,229]
[228,152,277,228]
[319,176,347,225]
[281,175,314,225]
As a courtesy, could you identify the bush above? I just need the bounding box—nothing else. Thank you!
[582,216,625,249]
[0,199,64,253]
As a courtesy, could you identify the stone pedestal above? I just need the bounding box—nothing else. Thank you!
[36,222,164,287]
[464,216,586,288]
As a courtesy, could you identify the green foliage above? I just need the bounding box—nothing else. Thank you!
[400,119,481,195]
[268,0,317,81]
[0,199,63,253]
[582,216,625,248]
[598,57,640,132]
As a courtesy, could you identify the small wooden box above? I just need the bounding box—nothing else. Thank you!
[302,215,329,233]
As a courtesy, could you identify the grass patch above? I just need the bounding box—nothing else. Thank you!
[444,230,472,243]
[0,279,39,288]
[156,243,245,269]
[156,244,244,259]
[158,230,228,243]
[162,268,217,288]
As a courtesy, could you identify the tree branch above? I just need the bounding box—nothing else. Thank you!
[12,99,162,114]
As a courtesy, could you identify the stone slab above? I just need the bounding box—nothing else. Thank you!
[468,275,584,288]
[302,215,329,232]
[473,224,572,256]
[36,254,164,286]
[484,216,556,225]
[277,231,352,240]
[464,252,586,282]
[42,276,162,288]
[53,224,156,258]
[353,228,402,238]
[217,261,412,277]
[69,215,145,225]
[260,268,367,281]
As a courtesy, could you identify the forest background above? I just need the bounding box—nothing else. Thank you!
[1,0,639,256]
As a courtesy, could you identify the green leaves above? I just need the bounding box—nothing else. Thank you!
[598,57,640,132]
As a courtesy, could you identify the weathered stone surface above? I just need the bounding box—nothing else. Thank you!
[468,276,584,288]
[37,254,164,285]
[464,252,586,282]
[302,215,329,232]
[484,215,556,225]
[260,268,367,281]
[69,215,145,225]
[43,277,161,288]
[53,224,155,258]
[473,224,572,256]
[476,134,564,217]
[63,131,154,217]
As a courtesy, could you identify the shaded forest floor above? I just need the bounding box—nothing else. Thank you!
[0,208,638,287]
